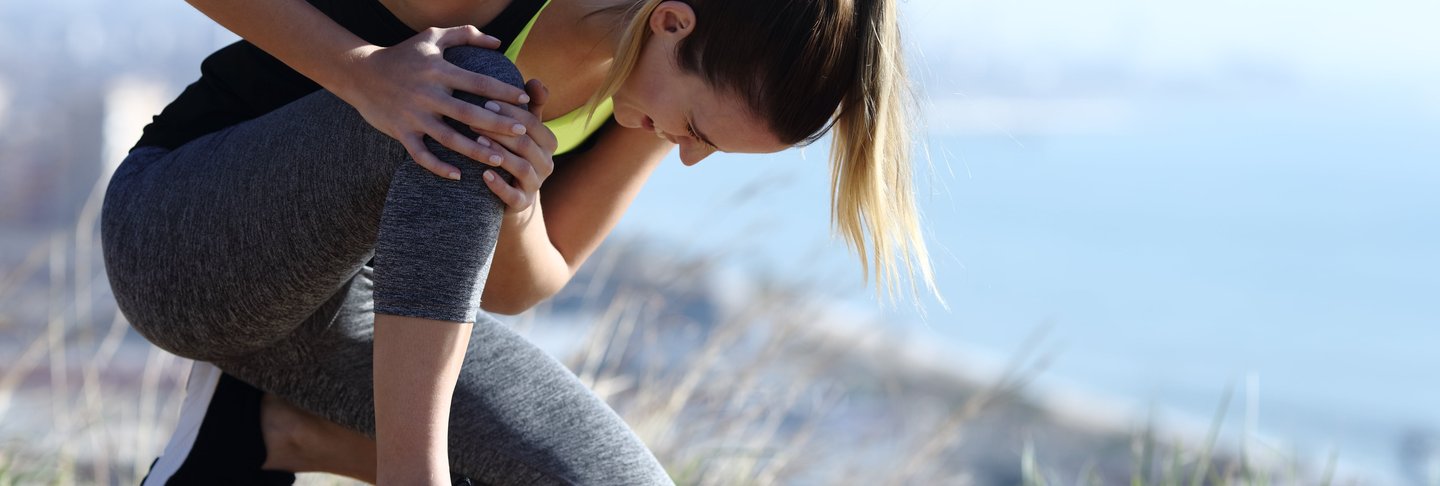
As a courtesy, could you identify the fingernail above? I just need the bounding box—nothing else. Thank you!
[489,154,502,165]
[484,101,501,112]
[518,94,531,104]
[483,171,495,182]
[484,35,501,44]
[476,136,491,147]
[512,124,526,135]
[448,171,461,180]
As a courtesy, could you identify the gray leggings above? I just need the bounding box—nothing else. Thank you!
[101,46,671,485]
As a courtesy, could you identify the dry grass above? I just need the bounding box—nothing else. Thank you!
[0,220,1043,486]
[0,230,1014,485]
[0,178,1346,485]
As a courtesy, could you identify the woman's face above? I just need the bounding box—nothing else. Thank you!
[610,2,787,166]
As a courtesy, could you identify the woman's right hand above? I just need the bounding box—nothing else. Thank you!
[339,26,533,181]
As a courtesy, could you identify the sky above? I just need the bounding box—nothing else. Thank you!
[904,0,1440,91]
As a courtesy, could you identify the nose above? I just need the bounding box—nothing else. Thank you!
[678,142,716,166]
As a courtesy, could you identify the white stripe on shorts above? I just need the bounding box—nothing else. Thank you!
[142,360,220,485]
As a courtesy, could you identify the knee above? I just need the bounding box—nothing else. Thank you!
[424,46,527,184]
[443,46,525,95]
[430,46,527,152]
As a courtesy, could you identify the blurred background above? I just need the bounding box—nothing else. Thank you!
[2,0,1437,484]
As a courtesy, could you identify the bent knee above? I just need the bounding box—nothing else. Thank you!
[443,46,525,92]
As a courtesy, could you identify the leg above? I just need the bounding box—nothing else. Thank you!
[219,266,672,485]
[102,45,518,362]
[261,390,377,481]
[106,43,488,480]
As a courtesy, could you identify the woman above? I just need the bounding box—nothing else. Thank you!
[102,0,934,483]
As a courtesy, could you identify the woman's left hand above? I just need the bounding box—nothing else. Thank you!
[475,79,558,215]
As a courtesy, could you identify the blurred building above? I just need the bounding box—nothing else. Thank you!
[0,0,226,229]
[0,78,10,130]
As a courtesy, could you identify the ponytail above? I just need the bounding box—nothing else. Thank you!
[831,0,940,305]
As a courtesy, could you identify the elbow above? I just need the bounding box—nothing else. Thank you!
[481,292,541,315]
[480,298,533,316]
[480,276,569,316]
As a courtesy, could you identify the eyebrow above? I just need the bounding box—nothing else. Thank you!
[688,114,722,152]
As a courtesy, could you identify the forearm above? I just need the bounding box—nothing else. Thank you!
[481,200,572,314]
[185,0,372,96]
[541,124,672,269]
[373,314,472,484]
[481,124,672,313]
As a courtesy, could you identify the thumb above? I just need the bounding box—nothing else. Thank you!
[434,25,501,50]
[524,79,548,119]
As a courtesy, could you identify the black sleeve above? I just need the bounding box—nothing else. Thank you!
[132,0,544,152]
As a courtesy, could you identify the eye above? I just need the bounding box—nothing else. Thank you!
[686,123,715,149]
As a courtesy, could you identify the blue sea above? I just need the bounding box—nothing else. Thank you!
[620,88,1440,482]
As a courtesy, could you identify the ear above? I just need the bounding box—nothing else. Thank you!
[648,1,697,39]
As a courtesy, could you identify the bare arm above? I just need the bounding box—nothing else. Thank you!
[184,0,376,99]
[481,121,675,314]
[184,0,532,179]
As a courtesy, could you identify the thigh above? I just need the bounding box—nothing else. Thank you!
[217,266,672,485]
[102,46,521,360]
[102,89,405,360]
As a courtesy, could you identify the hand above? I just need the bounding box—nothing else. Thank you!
[340,26,532,180]
[476,79,558,215]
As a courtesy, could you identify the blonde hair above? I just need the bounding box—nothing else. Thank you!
[586,0,660,116]
[831,0,940,305]
[590,0,941,305]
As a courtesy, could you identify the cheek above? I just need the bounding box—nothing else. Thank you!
[610,104,639,128]
[634,80,672,115]
[625,57,682,115]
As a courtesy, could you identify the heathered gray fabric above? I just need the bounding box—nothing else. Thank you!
[101,46,672,485]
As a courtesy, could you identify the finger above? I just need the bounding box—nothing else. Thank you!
[483,170,529,210]
[420,117,493,163]
[504,132,554,181]
[470,100,537,136]
[524,79,548,119]
[512,124,556,177]
[484,138,541,193]
[402,134,461,180]
[473,135,506,167]
[431,95,525,138]
[433,25,502,50]
[441,65,530,105]
[479,128,548,175]
[481,100,557,154]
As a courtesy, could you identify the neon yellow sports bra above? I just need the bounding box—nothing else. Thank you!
[502,0,614,156]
